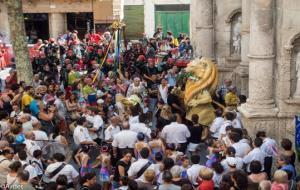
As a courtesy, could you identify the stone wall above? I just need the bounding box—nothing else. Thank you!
[190,0,241,85]
[48,13,67,38]
[191,0,300,146]
[22,0,94,13]
[214,0,242,91]
[0,2,10,43]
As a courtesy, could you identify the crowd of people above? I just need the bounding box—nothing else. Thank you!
[0,27,298,190]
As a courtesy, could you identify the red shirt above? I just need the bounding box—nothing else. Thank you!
[90,34,101,44]
[198,180,214,190]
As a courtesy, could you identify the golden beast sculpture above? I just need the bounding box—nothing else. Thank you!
[184,57,218,126]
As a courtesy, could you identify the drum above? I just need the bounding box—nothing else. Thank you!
[87,93,97,105]
[42,142,72,163]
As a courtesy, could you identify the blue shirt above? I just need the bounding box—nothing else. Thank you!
[167,74,177,87]
[281,164,296,180]
[29,100,40,118]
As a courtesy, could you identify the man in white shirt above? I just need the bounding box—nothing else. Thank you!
[130,114,151,139]
[73,117,96,147]
[229,132,251,158]
[232,111,242,129]
[24,132,41,161]
[31,150,44,177]
[219,112,235,139]
[221,146,243,172]
[256,131,278,178]
[32,120,48,149]
[104,116,121,142]
[24,164,38,181]
[112,121,137,160]
[187,155,205,186]
[210,109,224,139]
[243,137,265,172]
[87,107,104,144]
[128,148,159,181]
[129,115,139,126]
[161,118,191,153]
[45,153,79,188]
[19,114,33,133]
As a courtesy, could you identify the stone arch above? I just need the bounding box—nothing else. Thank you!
[284,33,300,97]
[227,9,242,56]
[225,8,242,23]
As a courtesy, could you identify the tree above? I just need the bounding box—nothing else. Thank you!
[4,0,33,84]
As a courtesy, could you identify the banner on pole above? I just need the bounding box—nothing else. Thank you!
[295,115,300,162]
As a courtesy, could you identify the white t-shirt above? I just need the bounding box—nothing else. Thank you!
[24,164,38,180]
[187,164,205,186]
[32,130,48,148]
[22,121,33,133]
[221,156,244,172]
[161,122,191,144]
[104,125,121,141]
[31,158,44,175]
[89,115,104,140]
[261,137,278,157]
[112,130,137,149]
[219,120,232,139]
[24,139,41,160]
[45,162,79,183]
[129,116,139,125]
[158,84,168,103]
[73,125,93,146]
[210,117,224,139]
[232,139,251,158]
[128,158,160,181]
[130,123,151,138]
[243,147,265,172]
[232,118,242,129]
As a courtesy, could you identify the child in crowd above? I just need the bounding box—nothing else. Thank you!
[198,167,214,190]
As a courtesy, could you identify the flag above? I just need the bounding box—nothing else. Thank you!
[295,115,300,162]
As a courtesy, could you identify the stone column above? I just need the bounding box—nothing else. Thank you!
[239,0,278,117]
[49,13,66,38]
[236,0,251,95]
[112,0,122,20]
[190,0,214,58]
[0,2,11,43]
[144,0,155,37]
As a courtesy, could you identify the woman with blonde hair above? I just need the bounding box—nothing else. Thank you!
[258,180,271,190]
[271,170,289,190]
[136,169,157,190]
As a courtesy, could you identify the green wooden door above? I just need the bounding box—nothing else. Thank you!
[124,5,144,40]
[155,11,190,37]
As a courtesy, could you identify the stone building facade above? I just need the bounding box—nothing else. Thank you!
[190,0,300,142]
[0,0,122,43]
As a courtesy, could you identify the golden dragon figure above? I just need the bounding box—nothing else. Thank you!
[184,57,219,126]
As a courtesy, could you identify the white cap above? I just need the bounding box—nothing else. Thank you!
[227,157,237,167]
[97,99,104,104]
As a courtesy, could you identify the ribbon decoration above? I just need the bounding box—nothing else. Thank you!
[114,29,120,72]
[92,32,115,83]
[93,21,126,83]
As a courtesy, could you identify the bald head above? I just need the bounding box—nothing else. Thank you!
[122,121,130,130]
[24,132,34,140]
[0,141,9,150]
